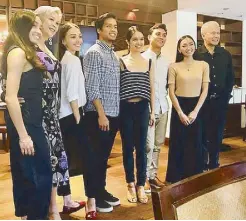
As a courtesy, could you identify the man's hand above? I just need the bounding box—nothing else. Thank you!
[98,114,110,131]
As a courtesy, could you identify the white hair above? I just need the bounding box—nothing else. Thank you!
[201,21,220,35]
[34,6,62,20]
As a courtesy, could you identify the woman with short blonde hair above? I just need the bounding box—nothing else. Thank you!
[34,6,85,219]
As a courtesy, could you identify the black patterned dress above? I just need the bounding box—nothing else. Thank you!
[37,51,71,196]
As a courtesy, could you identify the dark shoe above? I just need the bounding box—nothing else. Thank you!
[149,177,165,189]
[101,190,120,206]
[96,200,113,213]
[220,144,232,152]
[62,201,86,214]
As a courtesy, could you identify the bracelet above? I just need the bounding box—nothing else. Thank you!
[19,135,32,143]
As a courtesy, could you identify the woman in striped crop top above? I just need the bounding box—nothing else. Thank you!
[119,26,155,204]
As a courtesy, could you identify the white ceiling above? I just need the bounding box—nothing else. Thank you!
[178,0,246,21]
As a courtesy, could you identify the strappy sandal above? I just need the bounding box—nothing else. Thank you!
[127,183,137,203]
[137,186,148,204]
[48,212,61,220]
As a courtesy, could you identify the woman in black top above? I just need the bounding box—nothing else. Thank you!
[1,10,52,220]
[119,26,155,204]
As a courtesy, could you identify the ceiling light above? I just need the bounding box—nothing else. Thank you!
[132,8,139,12]
[223,8,229,10]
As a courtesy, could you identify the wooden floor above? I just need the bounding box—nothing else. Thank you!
[0,136,246,220]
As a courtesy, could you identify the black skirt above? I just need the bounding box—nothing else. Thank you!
[166,96,204,183]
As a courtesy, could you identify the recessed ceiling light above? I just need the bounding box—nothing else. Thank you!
[132,8,139,12]
[223,8,229,10]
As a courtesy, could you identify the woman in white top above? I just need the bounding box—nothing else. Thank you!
[59,22,97,220]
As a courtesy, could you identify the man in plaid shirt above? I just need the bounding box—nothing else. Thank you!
[83,12,120,213]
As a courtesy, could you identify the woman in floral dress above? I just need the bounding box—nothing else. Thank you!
[35,6,85,219]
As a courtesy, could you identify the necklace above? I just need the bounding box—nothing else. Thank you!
[183,61,194,71]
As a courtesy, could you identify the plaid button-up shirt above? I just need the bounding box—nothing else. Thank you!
[83,40,120,117]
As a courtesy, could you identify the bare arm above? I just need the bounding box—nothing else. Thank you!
[188,83,208,123]
[5,48,34,155]
[169,84,190,126]
[168,64,190,125]
[64,59,81,124]
[188,62,209,123]
[84,50,109,131]
[194,83,208,113]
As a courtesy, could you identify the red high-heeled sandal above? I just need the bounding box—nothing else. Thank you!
[62,201,86,214]
[85,205,97,220]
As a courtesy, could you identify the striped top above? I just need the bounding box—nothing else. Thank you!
[120,58,151,101]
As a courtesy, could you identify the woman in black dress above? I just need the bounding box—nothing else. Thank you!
[2,10,52,219]
[166,35,210,183]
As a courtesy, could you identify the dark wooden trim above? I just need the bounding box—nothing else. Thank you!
[164,137,169,146]
[151,161,246,220]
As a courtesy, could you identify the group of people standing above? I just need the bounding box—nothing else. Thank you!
[1,5,234,220]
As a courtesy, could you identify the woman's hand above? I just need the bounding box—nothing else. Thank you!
[18,97,25,104]
[19,135,35,156]
[149,113,155,127]
[178,111,190,126]
[188,110,198,124]
[74,113,81,124]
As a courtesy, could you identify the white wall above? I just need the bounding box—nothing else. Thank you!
[162,10,197,137]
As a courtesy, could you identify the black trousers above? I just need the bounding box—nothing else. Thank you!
[119,100,149,186]
[59,108,96,198]
[201,96,229,169]
[7,123,52,219]
[84,111,119,199]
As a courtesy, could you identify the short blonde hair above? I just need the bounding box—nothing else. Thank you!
[201,21,220,35]
[34,6,62,21]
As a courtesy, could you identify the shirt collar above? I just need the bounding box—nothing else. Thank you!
[65,50,73,56]
[145,48,162,59]
[97,40,114,52]
[198,44,224,54]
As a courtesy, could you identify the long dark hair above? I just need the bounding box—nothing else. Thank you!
[1,10,44,79]
[175,35,196,62]
[125,25,143,55]
[59,22,80,61]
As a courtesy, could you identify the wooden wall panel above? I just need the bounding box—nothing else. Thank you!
[0,0,7,7]
[51,1,63,11]
[38,0,51,6]
[87,5,97,17]
[24,0,37,9]
[10,0,23,8]
[64,1,75,14]
[76,4,86,16]
[99,5,161,24]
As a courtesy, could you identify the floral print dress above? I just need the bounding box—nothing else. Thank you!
[37,51,70,191]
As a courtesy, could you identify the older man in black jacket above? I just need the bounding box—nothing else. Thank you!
[196,21,234,170]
